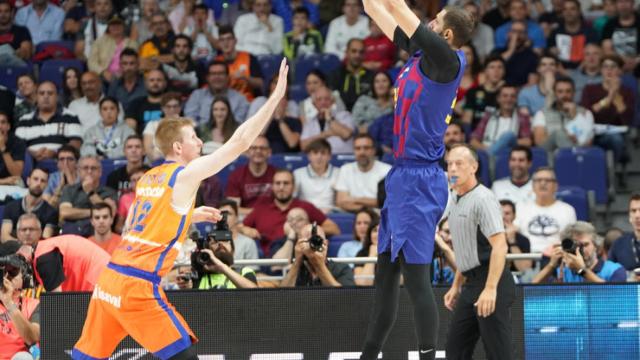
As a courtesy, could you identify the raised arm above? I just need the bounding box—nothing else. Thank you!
[173,60,289,202]
[362,0,398,41]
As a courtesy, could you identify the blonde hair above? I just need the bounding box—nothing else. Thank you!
[155,117,195,156]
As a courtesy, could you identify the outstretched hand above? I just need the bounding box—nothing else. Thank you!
[270,58,289,101]
[192,206,223,223]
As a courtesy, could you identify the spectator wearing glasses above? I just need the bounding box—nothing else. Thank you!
[58,156,117,236]
[225,136,277,216]
[15,213,43,247]
[42,145,80,209]
[514,167,577,253]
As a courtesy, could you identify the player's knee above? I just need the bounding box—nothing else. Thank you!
[168,347,198,360]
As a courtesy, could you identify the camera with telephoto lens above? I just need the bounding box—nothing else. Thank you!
[561,238,582,254]
[195,211,233,265]
[308,222,324,252]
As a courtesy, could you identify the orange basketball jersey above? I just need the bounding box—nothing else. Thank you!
[110,162,194,277]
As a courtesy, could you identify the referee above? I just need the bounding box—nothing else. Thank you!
[444,144,515,360]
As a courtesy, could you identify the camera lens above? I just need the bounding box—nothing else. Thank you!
[197,251,211,265]
[561,238,576,253]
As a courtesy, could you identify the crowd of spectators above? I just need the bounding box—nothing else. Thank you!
[1,0,640,357]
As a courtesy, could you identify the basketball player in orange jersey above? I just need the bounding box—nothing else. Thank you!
[72,59,289,360]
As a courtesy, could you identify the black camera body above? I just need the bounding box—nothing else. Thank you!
[195,211,233,265]
[561,238,583,255]
[0,254,32,289]
[308,222,324,252]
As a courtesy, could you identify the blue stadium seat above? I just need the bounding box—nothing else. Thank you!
[39,60,85,89]
[381,152,394,165]
[256,54,281,91]
[35,40,75,55]
[0,65,32,92]
[216,156,249,188]
[36,159,57,174]
[269,153,308,170]
[494,146,549,180]
[0,205,4,221]
[327,212,355,234]
[194,222,215,239]
[294,53,341,85]
[387,66,401,81]
[22,151,33,182]
[476,149,491,186]
[328,234,355,257]
[556,186,590,221]
[288,83,308,102]
[554,147,608,205]
[100,159,119,186]
[331,154,355,167]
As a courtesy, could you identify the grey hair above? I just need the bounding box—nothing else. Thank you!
[17,213,42,230]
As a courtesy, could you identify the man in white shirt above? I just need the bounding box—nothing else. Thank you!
[532,77,595,151]
[515,167,577,253]
[294,139,339,213]
[233,0,284,55]
[335,134,390,212]
[491,145,536,204]
[300,86,355,154]
[324,0,370,59]
[68,71,124,133]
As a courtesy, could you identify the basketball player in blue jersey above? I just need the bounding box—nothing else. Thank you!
[359,1,473,359]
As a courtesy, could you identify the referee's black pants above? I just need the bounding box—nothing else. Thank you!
[445,266,515,360]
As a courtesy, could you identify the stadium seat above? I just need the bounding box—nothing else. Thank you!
[554,147,608,205]
[22,151,33,182]
[381,152,394,165]
[476,149,491,186]
[331,154,355,167]
[556,186,590,221]
[194,222,215,239]
[35,40,75,55]
[36,159,57,174]
[0,205,4,221]
[288,83,308,102]
[328,234,355,257]
[294,53,341,85]
[269,153,308,170]
[327,212,355,234]
[387,66,401,81]
[0,65,32,92]
[216,156,249,188]
[39,59,85,89]
[256,54,281,91]
[494,146,549,180]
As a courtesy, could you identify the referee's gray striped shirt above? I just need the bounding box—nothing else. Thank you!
[449,184,505,272]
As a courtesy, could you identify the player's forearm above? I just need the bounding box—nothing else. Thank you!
[386,0,421,38]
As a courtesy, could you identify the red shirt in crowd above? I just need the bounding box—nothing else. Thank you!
[363,34,396,72]
[580,83,635,126]
[224,164,277,208]
[243,196,327,256]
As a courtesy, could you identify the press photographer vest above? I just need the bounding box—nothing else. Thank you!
[558,260,623,283]
[198,267,255,290]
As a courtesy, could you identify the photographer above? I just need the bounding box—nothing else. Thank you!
[0,254,40,360]
[279,224,355,287]
[432,218,457,285]
[193,212,258,290]
[533,222,627,283]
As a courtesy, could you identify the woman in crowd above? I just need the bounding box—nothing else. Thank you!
[62,67,83,107]
[198,96,238,154]
[338,208,379,259]
[351,71,394,133]
[81,97,136,159]
[354,220,380,286]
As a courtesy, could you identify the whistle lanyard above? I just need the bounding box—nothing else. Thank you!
[102,125,117,147]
